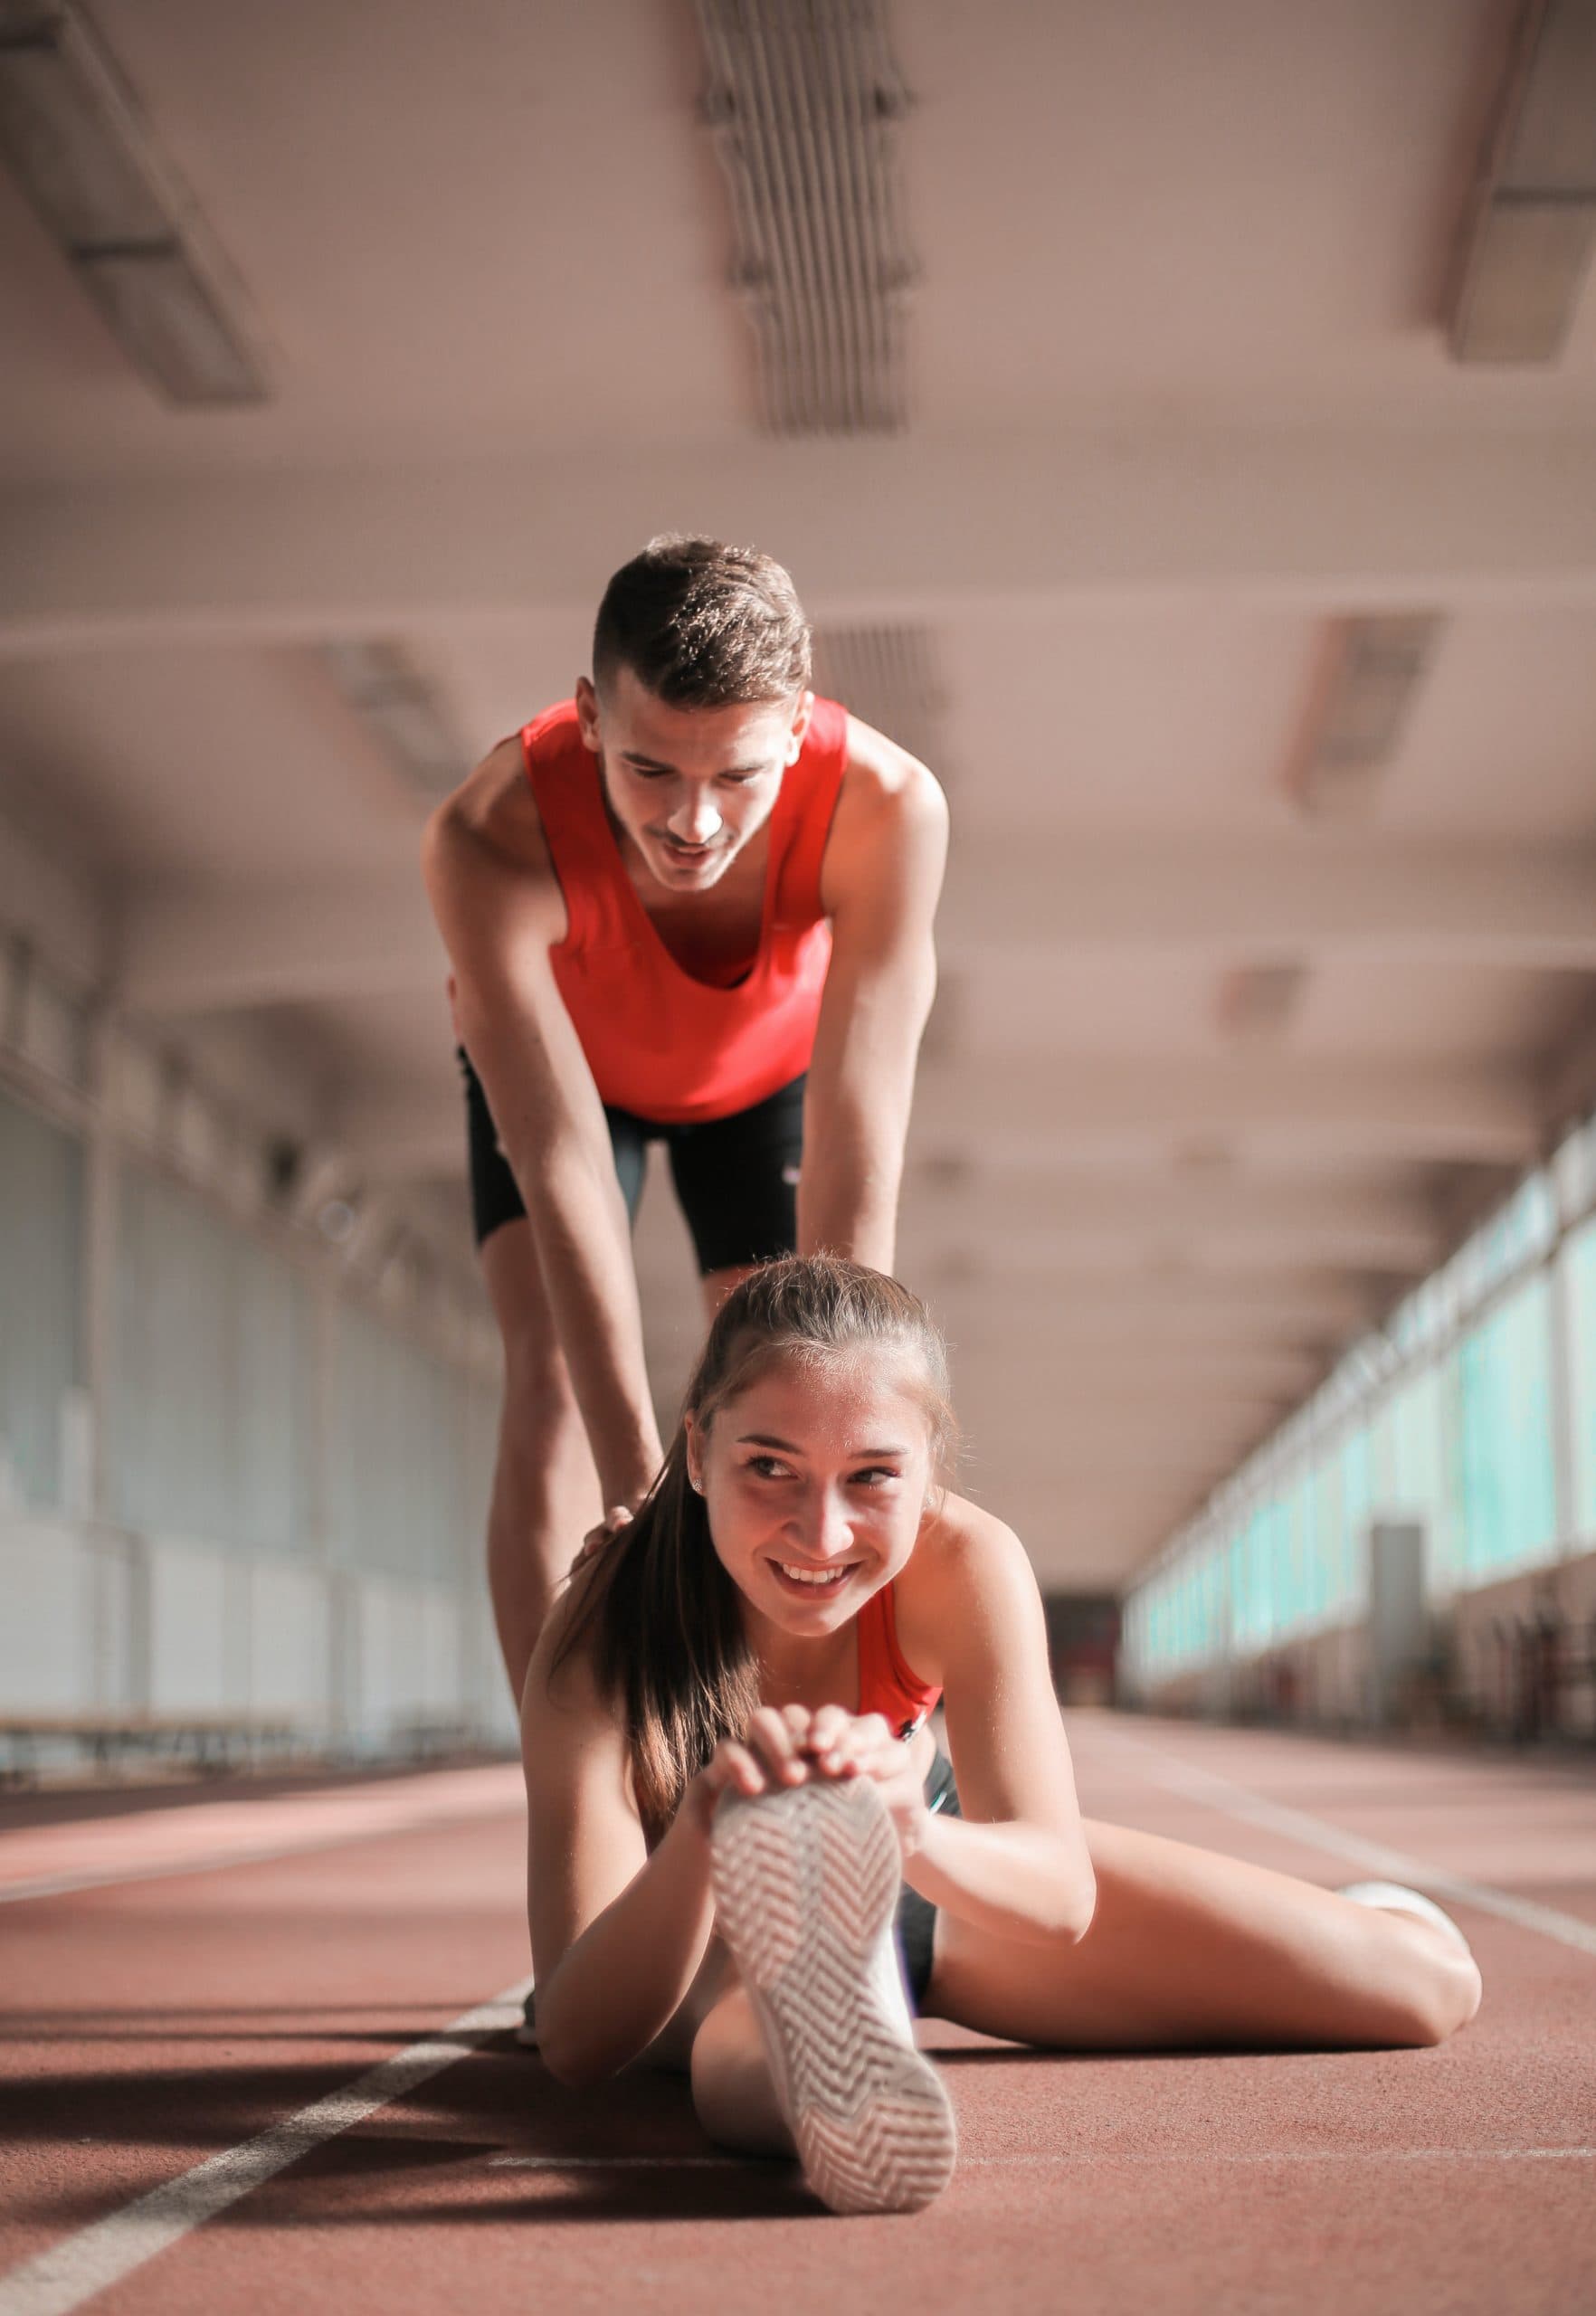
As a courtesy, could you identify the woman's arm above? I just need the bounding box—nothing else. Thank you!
[811,1513,1097,1946]
[523,1623,718,2088]
[524,1616,821,2086]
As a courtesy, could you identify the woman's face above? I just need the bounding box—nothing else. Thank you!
[687,1351,936,1637]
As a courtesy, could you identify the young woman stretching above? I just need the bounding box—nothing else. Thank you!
[522,1257,1482,2215]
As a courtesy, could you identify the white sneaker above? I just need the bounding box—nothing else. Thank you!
[710,1776,956,2216]
[1335,1881,1472,1952]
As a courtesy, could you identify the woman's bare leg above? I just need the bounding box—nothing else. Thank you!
[689,1981,795,2156]
[926,1817,1482,2052]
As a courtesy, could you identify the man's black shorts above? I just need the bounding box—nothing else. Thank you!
[459,1049,806,1278]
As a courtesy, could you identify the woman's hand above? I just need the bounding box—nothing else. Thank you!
[682,1704,929,1864]
[801,1704,931,1862]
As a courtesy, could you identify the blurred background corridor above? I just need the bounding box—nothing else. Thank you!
[4,0,1596,1775]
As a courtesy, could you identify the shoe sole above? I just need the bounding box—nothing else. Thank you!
[710,1777,956,2216]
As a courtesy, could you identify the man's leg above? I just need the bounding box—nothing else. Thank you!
[478,1219,603,1705]
[670,1074,806,1324]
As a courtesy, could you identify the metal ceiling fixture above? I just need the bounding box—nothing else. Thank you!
[811,622,945,768]
[1449,0,1596,363]
[1215,963,1311,1045]
[0,0,268,403]
[692,0,917,433]
[320,642,468,803]
[1286,614,1444,817]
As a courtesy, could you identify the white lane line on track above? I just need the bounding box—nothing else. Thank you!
[0,1978,533,2316]
[487,2146,1596,2170]
[1107,1734,1596,1960]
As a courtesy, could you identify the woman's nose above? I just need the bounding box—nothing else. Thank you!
[790,1487,853,1560]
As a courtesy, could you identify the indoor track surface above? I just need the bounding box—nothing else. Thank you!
[3,1714,1592,2316]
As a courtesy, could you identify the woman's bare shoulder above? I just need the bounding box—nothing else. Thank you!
[891,1491,1040,1684]
[521,1566,623,1757]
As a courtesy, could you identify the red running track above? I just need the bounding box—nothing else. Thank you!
[1,1715,1592,2316]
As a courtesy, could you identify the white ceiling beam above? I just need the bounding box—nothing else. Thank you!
[909,1055,1538,1164]
[914,1267,1381,1340]
[104,832,1596,1019]
[898,1173,1442,1270]
[5,423,1596,656]
[940,832,1596,969]
[336,1052,1536,1184]
[114,881,442,1014]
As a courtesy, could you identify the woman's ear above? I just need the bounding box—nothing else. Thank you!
[684,1412,706,1495]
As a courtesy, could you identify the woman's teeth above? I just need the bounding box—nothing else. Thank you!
[778,1562,850,1587]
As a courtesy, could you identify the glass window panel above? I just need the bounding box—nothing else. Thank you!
[1561,1219,1596,1541]
[0,1087,83,1510]
[111,1163,312,1553]
[1457,1272,1557,1580]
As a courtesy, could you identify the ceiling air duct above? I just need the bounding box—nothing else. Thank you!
[0,0,269,403]
[811,622,945,769]
[692,0,917,433]
[1449,0,1596,363]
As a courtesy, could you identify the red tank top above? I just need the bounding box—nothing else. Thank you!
[521,697,850,1125]
[856,1581,941,1742]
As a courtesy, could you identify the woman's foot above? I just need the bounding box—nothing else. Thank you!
[1335,1881,1472,1952]
[710,1775,956,2215]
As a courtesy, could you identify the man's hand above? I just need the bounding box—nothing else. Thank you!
[567,1503,636,1578]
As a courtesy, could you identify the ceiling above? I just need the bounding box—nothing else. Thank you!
[3,0,1595,1589]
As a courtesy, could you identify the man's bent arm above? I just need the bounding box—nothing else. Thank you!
[423,793,662,1509]
[798,730,948,1270]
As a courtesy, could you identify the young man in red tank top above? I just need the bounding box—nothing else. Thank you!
[422,537,947,1713]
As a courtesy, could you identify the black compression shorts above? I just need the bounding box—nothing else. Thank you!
[896,1750,960,2012]
[460,1048,806,1277]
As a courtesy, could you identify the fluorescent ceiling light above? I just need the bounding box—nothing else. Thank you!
[322,641,468,802]
[1215,964,1311,1044]
[1449,0,1596,363]
[0,1,269,403]
[1287,614,1443,816]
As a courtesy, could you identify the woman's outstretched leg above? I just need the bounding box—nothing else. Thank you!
[926,1816,1482,2053]
[689,1982,795,2156]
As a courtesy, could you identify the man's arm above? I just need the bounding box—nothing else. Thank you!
[799,717,949,1269]
[422,746,662,1509]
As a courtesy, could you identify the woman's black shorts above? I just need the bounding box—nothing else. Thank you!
[896,1750,960,2012]
[460,1049,807,1278]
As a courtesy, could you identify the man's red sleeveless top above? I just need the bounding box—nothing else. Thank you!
[521,697,850,1125]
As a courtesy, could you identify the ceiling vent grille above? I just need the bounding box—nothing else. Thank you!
[0,1,269,403]
[320,642,467,802]
[692,0,917,434]
[811,622,945,769]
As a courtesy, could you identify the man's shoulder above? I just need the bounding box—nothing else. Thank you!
[817,710,949,915]
[832,711,947,846]
[434,732,554,878]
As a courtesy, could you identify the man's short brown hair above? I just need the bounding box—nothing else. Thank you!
[593,536,812,708]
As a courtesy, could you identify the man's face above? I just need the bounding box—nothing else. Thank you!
[575,667,811,893]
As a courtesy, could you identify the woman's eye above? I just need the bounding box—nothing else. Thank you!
[853,1467,900,1487]
[746,1456,791,1479]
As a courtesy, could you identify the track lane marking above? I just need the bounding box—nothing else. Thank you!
[485,2146,1596,2169]
[1105,1732,1596,1960]
[0,1978,533,2316]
